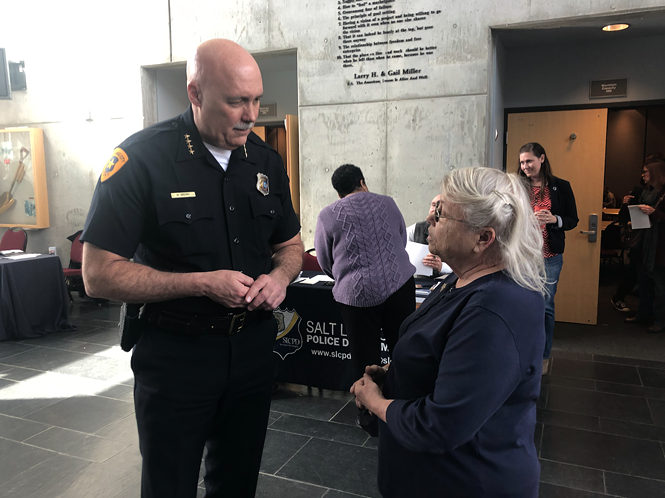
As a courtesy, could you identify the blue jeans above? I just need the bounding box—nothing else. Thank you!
[543,254,563,359]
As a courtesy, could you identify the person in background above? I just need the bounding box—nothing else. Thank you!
[603,186,616,208]
[406,194,452,276]
[351,167,545,498]
[81,39,302,497]
[518,142,578,376]
[625,158,665,332]
[611,158,656,313]
[315,164,416,380]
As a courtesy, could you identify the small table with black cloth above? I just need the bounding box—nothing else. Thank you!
[273,271,435,390]
[0,254,76,341]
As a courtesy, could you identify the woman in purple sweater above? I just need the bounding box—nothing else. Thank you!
[315,164,416,380]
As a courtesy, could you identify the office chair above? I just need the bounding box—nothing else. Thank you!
[600,222,624,268]
[302,248,322,272]
[0,227,28,251]
[62,231,84,302]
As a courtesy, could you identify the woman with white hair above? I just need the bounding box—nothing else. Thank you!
[351,167,545,497]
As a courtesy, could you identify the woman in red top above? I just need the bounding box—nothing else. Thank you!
[518,143,578,375]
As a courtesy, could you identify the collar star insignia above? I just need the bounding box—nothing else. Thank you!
[184,134,195,155]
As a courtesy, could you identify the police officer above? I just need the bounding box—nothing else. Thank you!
[81,39,303,498]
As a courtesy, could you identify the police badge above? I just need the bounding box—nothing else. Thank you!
[273,307,303,360]
[256,173,269,196]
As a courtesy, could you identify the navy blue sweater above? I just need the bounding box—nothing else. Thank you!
[379,272,544,497]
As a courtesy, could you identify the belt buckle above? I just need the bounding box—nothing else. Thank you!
[229,312,246,336]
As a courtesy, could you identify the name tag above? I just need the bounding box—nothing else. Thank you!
[171,192,196,199]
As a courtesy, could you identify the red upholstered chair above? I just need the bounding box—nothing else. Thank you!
[0,228,28,251]
[62,231,84,302]
[302,248,322,272]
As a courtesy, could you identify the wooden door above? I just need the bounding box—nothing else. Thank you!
[254,119,299,218]
[507,109,608,325]
[253,126,266,141]
[285,115,300,219]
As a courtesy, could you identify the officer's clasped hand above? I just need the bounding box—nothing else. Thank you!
[244,273,288,311]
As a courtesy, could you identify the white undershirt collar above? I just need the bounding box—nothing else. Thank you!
[203,142,233,171]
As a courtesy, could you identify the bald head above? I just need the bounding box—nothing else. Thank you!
[187,39,263,150]
[187,39,260,92]
[429,194,441,216]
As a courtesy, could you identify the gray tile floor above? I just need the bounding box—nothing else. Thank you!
[0,269,664,497]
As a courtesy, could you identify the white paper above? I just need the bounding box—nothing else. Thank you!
[406,241,433,276]
[300,274,334,285]
[628,205,652,230]
[6,253,41,260]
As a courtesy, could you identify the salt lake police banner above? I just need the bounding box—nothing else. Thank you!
[273,281,390,391]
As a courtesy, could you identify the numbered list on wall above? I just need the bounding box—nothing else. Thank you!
[337,0,442,86]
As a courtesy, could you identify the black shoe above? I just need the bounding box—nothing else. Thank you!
[648,324,664,334]
[611,298,630,312]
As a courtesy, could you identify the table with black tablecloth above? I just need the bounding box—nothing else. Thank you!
[0,254,76,341]
[272,271,434,391]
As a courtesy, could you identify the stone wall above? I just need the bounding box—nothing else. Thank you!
[1,0,663,255]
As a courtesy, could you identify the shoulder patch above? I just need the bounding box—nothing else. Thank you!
[101,148,129,182]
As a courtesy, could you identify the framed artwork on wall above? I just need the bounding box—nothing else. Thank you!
[0,128,49,228]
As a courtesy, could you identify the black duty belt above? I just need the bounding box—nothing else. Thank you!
[143,309,259,336]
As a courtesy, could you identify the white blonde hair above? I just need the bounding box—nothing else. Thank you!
[441,167,546,295]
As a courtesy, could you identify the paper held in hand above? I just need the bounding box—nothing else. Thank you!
[628,205,651,230]
[406,241,433,276]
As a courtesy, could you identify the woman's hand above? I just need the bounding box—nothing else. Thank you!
[364,364,388,387]
[535,209,556,225]
[422,254,443,272]
[623,195,634,205]
[350,373,393,422]
[640,205,655,215]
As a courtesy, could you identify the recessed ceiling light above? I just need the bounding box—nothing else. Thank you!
[602,23,630,32]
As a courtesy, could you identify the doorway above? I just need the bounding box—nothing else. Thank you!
[492,12,665,329]
[505,104,665,325]
[506,109,607,325]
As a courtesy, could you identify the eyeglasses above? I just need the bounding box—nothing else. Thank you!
[434,201,469,225]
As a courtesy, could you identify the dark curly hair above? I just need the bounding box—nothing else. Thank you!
[331,164,365,198]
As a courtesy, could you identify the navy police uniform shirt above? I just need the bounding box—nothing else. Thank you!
[81,106,301,316]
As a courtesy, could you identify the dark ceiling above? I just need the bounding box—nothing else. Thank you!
[496,10,665,48]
